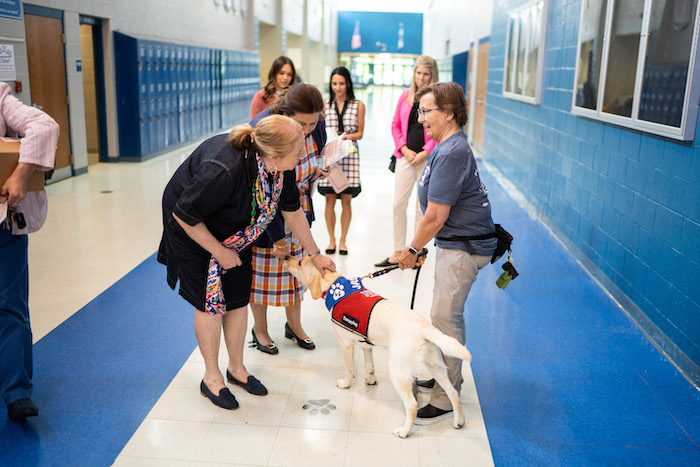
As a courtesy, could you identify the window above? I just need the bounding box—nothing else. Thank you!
[504,0,548,104]
[573,0,700,140]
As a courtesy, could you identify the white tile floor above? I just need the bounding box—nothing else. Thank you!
[28,86,494,466]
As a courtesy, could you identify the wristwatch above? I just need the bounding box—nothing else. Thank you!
[408,245,419,255]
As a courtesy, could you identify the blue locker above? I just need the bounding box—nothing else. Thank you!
[114,32,145,158]
[145,41,157,155]
[175,45,186,143]
[154,42,165,151]
[182,46,192,141]
[162,43,172,147]
[211,50,219,131]
[193,47,200,137]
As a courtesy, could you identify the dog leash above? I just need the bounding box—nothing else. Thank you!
[361,248,428,309]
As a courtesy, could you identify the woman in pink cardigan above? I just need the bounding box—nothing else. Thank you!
[249,56,296,119]
[375,55,439,267]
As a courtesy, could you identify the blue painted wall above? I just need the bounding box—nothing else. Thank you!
[337,11,422,55]
[482,0,700,371]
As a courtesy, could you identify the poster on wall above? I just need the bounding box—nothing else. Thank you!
[0,0,22,20]
[0,44,17,81]
[337,11,422,55]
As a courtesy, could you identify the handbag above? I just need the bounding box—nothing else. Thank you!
[388,155,396,173]
[435,223,513,264]
[326,163,350,194]
[491,224,513,263]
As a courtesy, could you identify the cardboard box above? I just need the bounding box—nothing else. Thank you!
[0,137,45,191]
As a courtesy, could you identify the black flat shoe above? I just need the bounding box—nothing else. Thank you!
[7,398,39,421]
[226,370,268,396]
[415,404,453,425]
[200,381,239,409]
[249,329,279,355]
[374,257,398,267]
[339,248,348,255]
[284,322,315,350]
[325,247,336,254]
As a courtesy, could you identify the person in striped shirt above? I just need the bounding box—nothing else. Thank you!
[0,81,59,421]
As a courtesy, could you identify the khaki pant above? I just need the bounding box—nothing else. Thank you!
[429,246,491,411]
[393,157,427,251]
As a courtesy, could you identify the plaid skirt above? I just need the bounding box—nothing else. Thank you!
[250,232,306,306]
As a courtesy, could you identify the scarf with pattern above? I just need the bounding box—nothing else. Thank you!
[205,152,283,315]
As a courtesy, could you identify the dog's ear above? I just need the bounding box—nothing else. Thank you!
[308,273,322,300]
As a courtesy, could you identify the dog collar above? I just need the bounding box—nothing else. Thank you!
[324,276,364,310]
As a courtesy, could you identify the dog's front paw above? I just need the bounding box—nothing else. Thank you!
[365,374,377,385]
[454,414,465,429]
[393,427,411,438]
[336,378,351,389]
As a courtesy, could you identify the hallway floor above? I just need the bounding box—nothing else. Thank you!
[0,86,698,466]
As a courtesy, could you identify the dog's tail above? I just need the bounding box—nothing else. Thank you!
[423,326,472,362]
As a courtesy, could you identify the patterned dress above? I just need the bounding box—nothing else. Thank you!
[318,99,361,197]
[249,134,319,306]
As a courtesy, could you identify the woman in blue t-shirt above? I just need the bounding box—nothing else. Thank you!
[398,82,497,425]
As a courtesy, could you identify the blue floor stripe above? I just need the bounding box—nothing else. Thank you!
[1,162,699,466]
[468,165,700,465]
[0,254,196,466]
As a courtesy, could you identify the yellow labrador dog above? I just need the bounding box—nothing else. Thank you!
[284,255,472,438]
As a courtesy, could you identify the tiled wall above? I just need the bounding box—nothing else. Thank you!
[483,0,700,372]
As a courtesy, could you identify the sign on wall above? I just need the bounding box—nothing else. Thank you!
[0,0,21,20]
[337,11,422,55]
[0,44,17,81]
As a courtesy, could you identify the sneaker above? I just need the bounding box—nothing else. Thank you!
[414,404,452,425]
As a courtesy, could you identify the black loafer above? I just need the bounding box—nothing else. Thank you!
[415,404,453,425]
[325,247,336,254]
[249,329,279,355]
[374,257,398,267]
[284,322,315,350]
[226,371,268,396]
[200,381,239,409]
[7,398,39,421]
[339,249,348,255]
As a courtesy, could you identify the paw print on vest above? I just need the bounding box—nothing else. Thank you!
[330,282,345,300]
[303,399,337,415]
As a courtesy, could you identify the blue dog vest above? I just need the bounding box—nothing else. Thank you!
[324,277,384,342]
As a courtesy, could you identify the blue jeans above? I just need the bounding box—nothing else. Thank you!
[0,225,32,407]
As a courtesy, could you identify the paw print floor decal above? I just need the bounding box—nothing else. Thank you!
[303,399,336,415]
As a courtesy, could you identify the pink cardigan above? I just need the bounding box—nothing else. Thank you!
[249,88,276,120]
[391,89,436,158]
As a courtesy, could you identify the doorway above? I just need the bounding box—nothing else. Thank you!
[472,40,490,151]
[79,15,107,165]
[23,5,72,181]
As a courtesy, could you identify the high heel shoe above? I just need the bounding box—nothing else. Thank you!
[374,257,398,267]
[249,329,279,355]
[284,322,315,350]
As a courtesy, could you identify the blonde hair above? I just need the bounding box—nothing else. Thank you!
[228,114,303,159]
[407,55,439,104]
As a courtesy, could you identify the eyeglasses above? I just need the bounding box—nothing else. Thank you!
[417,108,440,118]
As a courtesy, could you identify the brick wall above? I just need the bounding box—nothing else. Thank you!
[483,0,700,372]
